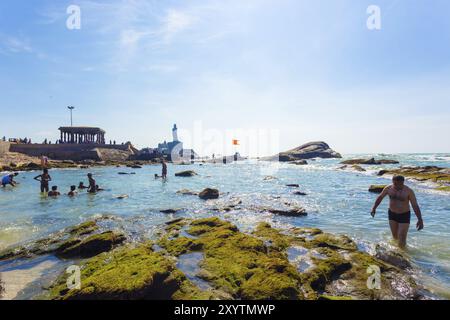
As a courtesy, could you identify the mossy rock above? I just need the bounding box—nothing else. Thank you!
[307,233,358,251]
[56,231,126,259]
[436,186,450,192]
[48,245,211,300]
[378,166,450,191]
[66,221,99,236]
[159,218,303,299]
[369,185,387,194]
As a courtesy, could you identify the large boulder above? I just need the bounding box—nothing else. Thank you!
[263,142,341,162]
[199,188,219,200]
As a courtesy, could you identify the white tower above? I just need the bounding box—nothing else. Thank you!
[172,124,179,142]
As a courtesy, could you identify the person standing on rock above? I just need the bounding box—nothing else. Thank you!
[161,159,168,181]
[371,175,424,248]
[34,168,52,193]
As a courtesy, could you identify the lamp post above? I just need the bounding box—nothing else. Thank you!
[67,106,75,126]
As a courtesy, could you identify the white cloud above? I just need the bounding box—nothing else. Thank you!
[160,9,194,43]
[0,36,33,54]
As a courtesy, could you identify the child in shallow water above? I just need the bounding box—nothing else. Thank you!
[78,182,88,189]
[68,185,77,197]
[48,186,61,197]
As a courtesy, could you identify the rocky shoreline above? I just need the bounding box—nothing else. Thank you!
[0,216,428,300]
[0,155,163,173]
[378,166,450,192]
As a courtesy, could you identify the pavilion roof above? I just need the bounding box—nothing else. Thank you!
[59,126,106,134]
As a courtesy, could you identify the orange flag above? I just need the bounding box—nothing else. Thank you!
[232,139,240,146]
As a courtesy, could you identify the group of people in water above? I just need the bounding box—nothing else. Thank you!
[1,160,424,248]
[1,169,102,197]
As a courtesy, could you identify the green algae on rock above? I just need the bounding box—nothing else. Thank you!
[369,185,387,194]
[0,219,118,262]
[56,231,126,259]
[253,222,422,300]
[159,218,303,299]
[48,244,212,300]
[40,218,425,300]
[378,166,450,192]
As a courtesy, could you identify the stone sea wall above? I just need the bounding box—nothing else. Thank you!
[9,143,132,161]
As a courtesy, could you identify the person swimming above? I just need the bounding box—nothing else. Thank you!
[34,168,52,193]
[371,175,424,248]
[48,186,61,197]
[78,182,88,189]
[1,173,18,187]
[68,185,77,197]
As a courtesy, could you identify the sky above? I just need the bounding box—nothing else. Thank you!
[0,0,450,156]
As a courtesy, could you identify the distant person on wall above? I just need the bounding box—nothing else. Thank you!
[1,173,18,188]
[87,173,96,193]
[371,175,424,249]
[48,186,60,197]
[40,155,48,168]
[34,168,52,193]
[162,159,168,180]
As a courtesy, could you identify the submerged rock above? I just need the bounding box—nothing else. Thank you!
[160,208,183,214]
[341,158,399,165]
[198,188,219,200]
[369,185,387,194]
[176,189,199,196]
[286,184,300,188]
[175,170,198,177]
[267,207,308,217]
[339,165,366,172]
[289,160,308,165]
[375,245,412,269]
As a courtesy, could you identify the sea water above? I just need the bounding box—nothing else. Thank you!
[0,153,449,298]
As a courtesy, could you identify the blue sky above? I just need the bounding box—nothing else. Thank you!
[0,0,449,155]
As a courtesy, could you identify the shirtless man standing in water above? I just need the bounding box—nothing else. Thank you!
[371,175,424,248]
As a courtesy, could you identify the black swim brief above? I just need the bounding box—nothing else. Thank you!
[388,209,411,224]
